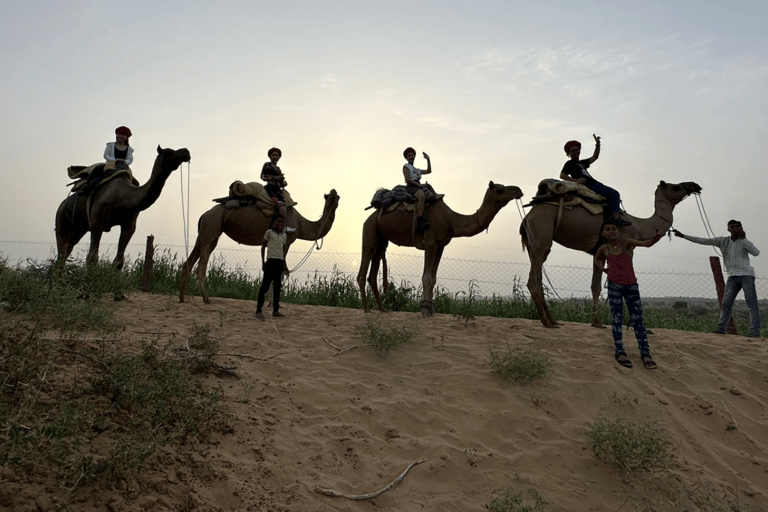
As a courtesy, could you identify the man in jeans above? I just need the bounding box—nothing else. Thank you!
[673,220,761,337]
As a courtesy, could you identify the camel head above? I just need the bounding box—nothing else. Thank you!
[657,181,702,206]
[486,181,525,209]
[156,145,192,174]
[323,189,341,212]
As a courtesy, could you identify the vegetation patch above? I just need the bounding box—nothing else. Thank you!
[489,346,552,385]
[354,316,417,356]
[584,417,674,474]
[485,487,548,512]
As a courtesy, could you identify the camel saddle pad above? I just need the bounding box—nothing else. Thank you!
[68,162,133,180]
[68,164,135,192]
[226,181,296,213]
[541,179,604,202]
[368,184,443,211]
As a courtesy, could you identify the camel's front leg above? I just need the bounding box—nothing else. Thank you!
[87,228,104,265]
[590,265,606,328]
[112,221,137,271]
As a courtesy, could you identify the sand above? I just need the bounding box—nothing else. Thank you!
[2,292,767,511]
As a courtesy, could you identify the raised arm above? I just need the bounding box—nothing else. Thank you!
[421,152,432,175]
[587,134,601,164]
[671,229,720,247]
[626,229,664,249]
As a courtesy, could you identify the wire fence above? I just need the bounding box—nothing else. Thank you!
[3,239,767,305]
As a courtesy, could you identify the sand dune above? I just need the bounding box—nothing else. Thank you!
[4,292,767,511]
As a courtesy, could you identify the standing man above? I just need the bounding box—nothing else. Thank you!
[255,215,290,320]
[673,220,761,337]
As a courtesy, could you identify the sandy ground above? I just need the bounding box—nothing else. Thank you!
[2,292,768,511]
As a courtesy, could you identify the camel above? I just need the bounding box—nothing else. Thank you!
[358,181,524,318]
[55,145,192,269]
[178,189,340,304]
[520,180,702,328]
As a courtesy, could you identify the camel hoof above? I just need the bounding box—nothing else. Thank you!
[420,308,434,318]
[591,323,606,329]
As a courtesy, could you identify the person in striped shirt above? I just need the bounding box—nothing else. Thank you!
[672,220,761,337]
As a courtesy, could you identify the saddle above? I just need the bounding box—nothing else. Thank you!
[524,179,605,214]
[366,184,444,211]
[66,163,137,194]
[213,181,296,217]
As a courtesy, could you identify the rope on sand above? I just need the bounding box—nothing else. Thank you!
[315,458,427,500]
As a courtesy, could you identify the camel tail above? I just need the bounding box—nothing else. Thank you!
[519,223,529,253]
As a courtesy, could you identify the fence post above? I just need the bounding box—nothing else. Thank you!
[140,235,155,292]
[709,256,737,334]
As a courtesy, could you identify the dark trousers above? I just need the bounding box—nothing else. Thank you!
[257,259,284,313]
[587,180,622,214]
[608,280,651,357]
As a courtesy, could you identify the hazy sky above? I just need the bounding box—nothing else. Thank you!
[2,0,767,280]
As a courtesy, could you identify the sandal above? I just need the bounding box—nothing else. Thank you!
[641,355,657,370]
[615,353,632,368]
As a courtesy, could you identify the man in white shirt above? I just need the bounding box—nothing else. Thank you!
[673,220,761,337]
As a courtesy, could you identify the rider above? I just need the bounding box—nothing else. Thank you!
[261,147,288,217]
[104,126,134,171]
[403,147,432,231]
[82,126,134,193]
[560,134,631,227]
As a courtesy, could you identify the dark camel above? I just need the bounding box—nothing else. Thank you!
[179,189,340,304]
[55,146,191,269]
[520,181,702,328]
[358,181,524,318]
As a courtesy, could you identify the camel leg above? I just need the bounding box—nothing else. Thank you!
[86,228,104,265]
[425,245,444,317]
[54,198,87,267]
[419,245,442,318]
[357,214,385,312]
[112,220,137,271]
[367,250,387,312]
[196,237,219,304]
[526,260,559,328]
[179,238,202,303]
[590,265,606,328]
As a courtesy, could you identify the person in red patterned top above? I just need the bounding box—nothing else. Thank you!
[594,220,664,369]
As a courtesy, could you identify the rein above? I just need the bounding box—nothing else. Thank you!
[179,162,191,257]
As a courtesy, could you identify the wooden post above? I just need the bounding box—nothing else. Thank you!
[140,235,154,292]
[709,256,737,334]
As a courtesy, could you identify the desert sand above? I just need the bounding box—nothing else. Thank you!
[3,292,767,511]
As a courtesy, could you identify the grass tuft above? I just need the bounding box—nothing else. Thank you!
[584,417,674,474]
[485,487,549,512]
[489,346,552,385]
[354,316,417,356]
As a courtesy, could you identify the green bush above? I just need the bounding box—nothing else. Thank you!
[485,488,548,512]
[489,347,552,385]
[584,417,674,474]
[354,316,416,356]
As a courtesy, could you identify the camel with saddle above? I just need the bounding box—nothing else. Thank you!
[520,179,702,328]
[55,146,191,270]
[179,181,340,304]
[358,181,524,318]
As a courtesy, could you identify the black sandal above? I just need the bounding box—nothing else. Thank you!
[642,355,657,370]
[615,353,632,368]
